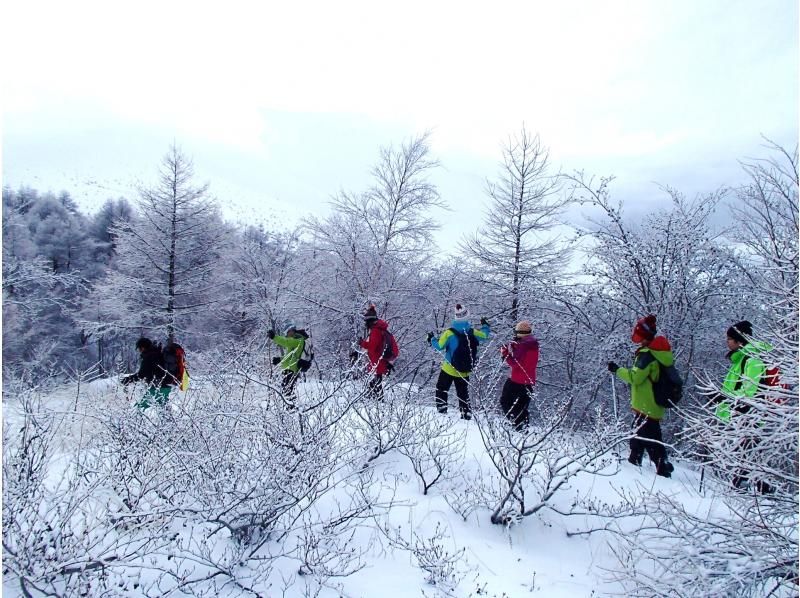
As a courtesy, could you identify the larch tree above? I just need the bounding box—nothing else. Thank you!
[85,145,230,346]
[461,126,571,324]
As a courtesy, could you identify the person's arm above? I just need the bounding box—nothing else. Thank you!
[474,319,491,342]
[272,335,303,351]
[616,358,656,386]
[431,329,453,351]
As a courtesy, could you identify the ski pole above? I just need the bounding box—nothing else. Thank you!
[611,373,618,421]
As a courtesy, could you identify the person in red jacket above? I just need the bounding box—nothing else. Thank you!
[358,304,399,401]
[499,321,540,430]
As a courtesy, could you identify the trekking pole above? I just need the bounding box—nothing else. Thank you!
[699,465,705,494]
[611,373,618,421]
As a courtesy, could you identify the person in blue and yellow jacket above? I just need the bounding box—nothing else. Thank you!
[608,314,675,478]
[427,304,490,420]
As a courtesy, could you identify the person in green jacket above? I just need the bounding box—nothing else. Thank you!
[268,325,305,404]
[712,320,774,493]
[608,314,675,478]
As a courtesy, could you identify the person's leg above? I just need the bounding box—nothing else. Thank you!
[640,419,671,476]
[500,379,516,421]
[282,370,298,406]
[629,413,647,466]
[435,371,453,413]
[518,385,533,430]
[453,375,471,419]
[500,380,525,429]
[368,374,384,401]
[156,386,171,406]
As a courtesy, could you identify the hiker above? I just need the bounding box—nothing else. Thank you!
[268,325,305,404]
[499,320,539,430]
[122,337,172,409]
[711,320,774,494]
[358,304,399,401]
[608,314,675,478]
[427,304,490,420]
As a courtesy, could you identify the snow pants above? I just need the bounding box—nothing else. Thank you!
[500,379,532,430]
[135,385,171,410]
[629,413,671,474]
[435,371,471,418]
[281,369,298,406]
[367,374,384,401]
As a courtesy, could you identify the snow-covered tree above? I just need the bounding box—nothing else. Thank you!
[462,126,571,324]
[84,145,231,346]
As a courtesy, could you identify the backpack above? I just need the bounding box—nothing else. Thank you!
[638,351,683,408]
[163,342,186,387]
[738,356,788,402]
[382,330,399,363]
[296,329,314,373]
[448,328,479,373]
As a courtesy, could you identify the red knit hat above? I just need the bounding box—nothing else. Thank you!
[631,314,657,343]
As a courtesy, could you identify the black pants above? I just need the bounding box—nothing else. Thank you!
[435,371,470,417]
[732,436,774,494]
[630,413,669,472]
[281,370,298,404]
[500,379,532,430]
[367,374,384,401]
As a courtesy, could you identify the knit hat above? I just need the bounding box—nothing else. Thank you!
[727,320,753,345]
[631,314,657,342]
[514,320,532,335]
[135,337,153,350]
[454,303,469,321]
[362,304,378,324]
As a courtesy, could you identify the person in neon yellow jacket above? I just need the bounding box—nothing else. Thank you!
[268,325,305,403]
[712,320,775,493]
[427,304,490,420]
[715,320,769,422]
[608,314,675,478]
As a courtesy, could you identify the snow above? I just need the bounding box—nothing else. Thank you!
[1,376,726,598]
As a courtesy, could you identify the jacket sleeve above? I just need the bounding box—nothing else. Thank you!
[616,360,656,386]
[273,335,303,351]
[474,323,490,342]
[432,329,452,351]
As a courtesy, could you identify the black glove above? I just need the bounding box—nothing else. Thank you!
[426,332,435,344]
[272,356,281,366]
[267,330,275,339]
[607,361,619,373]
[385,361,394,374]
[480,317,489,326]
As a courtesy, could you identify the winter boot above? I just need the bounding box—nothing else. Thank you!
[656,461,674,478]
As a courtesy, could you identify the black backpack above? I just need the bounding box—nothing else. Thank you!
[295,329,313,372]
[638,351,683,408]
[448,328,479,372]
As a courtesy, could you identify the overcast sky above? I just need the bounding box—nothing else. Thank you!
[2,0,797,248]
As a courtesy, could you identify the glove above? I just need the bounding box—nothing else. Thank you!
[500,345,509,359]
[426,332,435,344]
[607,361,619,373]
[385,361,394,374]
[272,356,281,366]
[480,317,489,326]
[267,330,276,339]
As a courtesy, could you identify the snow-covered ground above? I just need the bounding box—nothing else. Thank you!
[1,375,733,597]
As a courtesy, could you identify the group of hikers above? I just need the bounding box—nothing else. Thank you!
[123,305,781,493]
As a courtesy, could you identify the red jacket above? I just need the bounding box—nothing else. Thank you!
[359,320,398,376]
[501,335,539,385]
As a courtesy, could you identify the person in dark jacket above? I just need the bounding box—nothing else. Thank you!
[122,337,172,409]
[608,315,675,478]
[358,304,399,401]
[499,320,540,430]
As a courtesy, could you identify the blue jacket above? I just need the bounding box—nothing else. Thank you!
[430,319,490,377]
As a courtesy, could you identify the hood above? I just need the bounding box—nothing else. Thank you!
[450,319,473,332]
[640,335,674,366]
[741,340,773,356]
[371,319,389,332]
[516,335,539,349]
